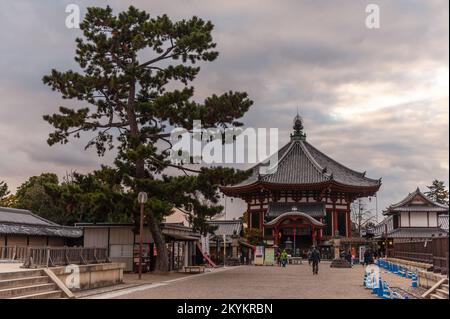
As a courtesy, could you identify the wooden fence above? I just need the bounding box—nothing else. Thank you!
[20,247,109,268]
[388,237,449,275]
[0,246,28,261]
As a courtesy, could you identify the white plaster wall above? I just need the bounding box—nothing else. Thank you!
[401,212,410,227]
[409,212,428,227]
[428,212,438,227]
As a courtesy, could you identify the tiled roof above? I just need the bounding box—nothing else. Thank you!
[384,188,449,215]
[207,220,242,237]
[266,202,325,219]
[264,211,325,227]
[0,206,58,226]
[225,139,380,189]
[386,227,448,239]
[0,206,82,238]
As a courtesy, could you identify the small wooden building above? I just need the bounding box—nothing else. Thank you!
[77,222,201,272]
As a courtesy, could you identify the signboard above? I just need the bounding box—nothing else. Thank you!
[359,246,366,264]
[264,247,275,266]
[254,246,264,265]
[200,235,210,255]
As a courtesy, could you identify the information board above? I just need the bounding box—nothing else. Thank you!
[254,246,264,265]
[264,247,275,266]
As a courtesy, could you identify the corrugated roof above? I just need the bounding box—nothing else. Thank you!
[0,206,82,238]
[266,202,325,219]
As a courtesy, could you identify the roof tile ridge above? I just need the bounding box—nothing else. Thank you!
[260,140,297,181]
[303,141,379,182]
[298,140,330,179]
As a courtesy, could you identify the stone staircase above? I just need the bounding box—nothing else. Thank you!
[430,282,449,300]
[0,269,65,299]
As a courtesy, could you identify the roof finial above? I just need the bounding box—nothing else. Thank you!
[291,108,306,141]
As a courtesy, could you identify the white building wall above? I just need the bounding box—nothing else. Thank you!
[428,212,438,227]
[400,212,410,227]
[409,212,428,227]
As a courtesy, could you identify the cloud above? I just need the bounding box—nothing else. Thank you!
[0,0,448,217]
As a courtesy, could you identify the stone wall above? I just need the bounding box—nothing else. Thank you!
[50,262,125,291]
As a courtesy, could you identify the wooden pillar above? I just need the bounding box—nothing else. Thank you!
[332,201,338,236]
[312,226,317,246]
[346,202,352,238]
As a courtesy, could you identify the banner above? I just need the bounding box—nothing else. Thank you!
[359,246,366,263]
[200,235,210,255]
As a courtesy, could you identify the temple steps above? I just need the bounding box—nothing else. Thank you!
[0,270,64,299]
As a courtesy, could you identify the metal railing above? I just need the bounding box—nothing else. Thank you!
[23,246,109,268]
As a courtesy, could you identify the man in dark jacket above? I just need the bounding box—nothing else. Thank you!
[310,246,321,275]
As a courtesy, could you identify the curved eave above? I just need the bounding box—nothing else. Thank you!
[264,211,326,227]
[220,180,381,197]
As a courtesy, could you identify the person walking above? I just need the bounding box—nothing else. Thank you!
[307,247,312,266]
[280,249,288,268]
[310,246,321,275]
[345,250,352,267]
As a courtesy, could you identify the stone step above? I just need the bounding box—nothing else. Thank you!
[430,293,446,300]
[0,276,49,289]
[0,283,55,298]
[0,270,43,280]
[10,290,62,299]
[435,288,449,299]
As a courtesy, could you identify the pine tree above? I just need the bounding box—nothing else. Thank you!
[425,180,449,205]
[42,6,253,271]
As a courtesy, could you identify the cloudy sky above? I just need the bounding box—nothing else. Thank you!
[0,0,448,220]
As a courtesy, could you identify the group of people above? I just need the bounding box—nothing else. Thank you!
[275,246,322,274]
[363,249,378,266]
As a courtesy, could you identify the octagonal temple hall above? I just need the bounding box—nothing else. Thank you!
[221,115,381,254]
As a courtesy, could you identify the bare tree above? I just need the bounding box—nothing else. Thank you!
[351,198,377,236]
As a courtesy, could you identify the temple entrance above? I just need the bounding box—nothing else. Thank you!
[279,226,313,257]
[265,210,326,257]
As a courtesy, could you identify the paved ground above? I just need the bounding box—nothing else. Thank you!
[0,262,32,273]
[93,262,380,299]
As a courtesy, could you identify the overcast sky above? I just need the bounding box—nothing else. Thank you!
[0,1,448,219]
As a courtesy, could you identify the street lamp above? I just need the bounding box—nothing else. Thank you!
[137,191,148,280]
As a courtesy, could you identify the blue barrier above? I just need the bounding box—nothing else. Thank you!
[377,278,384,297]
[411,274,418,288]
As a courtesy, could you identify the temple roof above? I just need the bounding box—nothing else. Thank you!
[264,210,326,227]
[266,202,325,219]
[383,187,449,215]
[222,116,381,193]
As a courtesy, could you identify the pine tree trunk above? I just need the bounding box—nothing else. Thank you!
[126,79,170,273]
[147,213,169,273]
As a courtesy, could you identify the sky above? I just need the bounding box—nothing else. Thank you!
[0,1,448,221]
